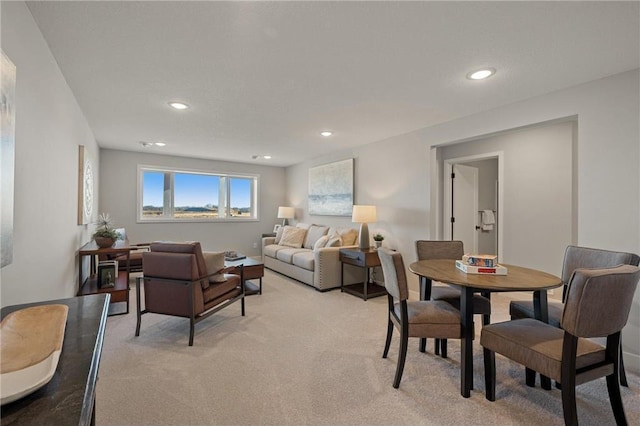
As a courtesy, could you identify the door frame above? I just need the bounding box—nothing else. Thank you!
[441,151,504,262]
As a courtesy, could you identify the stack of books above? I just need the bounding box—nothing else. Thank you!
[456,254,507,275]
[224,251,246,261]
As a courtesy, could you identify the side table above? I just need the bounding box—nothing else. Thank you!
[225,256,264,295]
[339,247,387,301]
[78,239,132,315]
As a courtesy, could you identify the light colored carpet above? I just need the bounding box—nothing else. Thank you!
[97,270,640,425]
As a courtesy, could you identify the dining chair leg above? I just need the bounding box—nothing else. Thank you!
[619,345,628,387]
[383,296,394,358]
[419,338,427,353]
[540,375,552,390]
[434,338,440,355]
[606,333,627,425]
[561,334,579,426]
[441,339,448,358]
[607,370,627,425]
[393,317,409,389]
[483,347,496,401]
[525,368,536,387]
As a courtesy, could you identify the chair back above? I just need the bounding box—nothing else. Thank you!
[561,246,640,301]
[561,264,640,338]
[142,242,208,316]
[415,240,464,261]
[378,248,409,301]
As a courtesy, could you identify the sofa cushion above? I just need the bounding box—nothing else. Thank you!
[276,248,309,263]
[279,226,306,248]
[202,251,226,285]
[292,251,315,271]
[303,225,329,249]
[313,235,330,251]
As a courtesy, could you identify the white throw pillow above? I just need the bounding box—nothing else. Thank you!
[274,226,285,244]
[202,251,227,283]
[313,235,330,251]
[279,226,306,248]
[326,235,343,247]
[304,225,329,249]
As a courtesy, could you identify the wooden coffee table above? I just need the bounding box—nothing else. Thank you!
[225,257,264,295]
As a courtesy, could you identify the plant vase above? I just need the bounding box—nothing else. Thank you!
[374,241,382,249]
[94,236,115,248]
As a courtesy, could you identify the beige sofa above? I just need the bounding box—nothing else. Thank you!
[262,223,361,291]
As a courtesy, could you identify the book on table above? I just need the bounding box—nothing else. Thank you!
[456,260,508,275]
[462,254,498,267]
[97,260,118,288]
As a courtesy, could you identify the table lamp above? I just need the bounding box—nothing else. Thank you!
[352,205,377,250]
[277,206,295,226]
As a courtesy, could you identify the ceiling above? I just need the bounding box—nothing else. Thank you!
[26,1,640,167]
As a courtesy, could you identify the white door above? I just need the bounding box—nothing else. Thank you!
[447,164,478,253]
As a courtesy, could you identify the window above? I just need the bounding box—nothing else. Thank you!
[138,166,258,222]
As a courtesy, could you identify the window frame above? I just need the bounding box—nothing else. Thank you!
[137,165,259,223]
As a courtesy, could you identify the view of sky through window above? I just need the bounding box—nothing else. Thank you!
[142,171,251,209]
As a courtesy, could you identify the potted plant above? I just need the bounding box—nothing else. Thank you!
[93,213,120,248]
[373,233,384,249]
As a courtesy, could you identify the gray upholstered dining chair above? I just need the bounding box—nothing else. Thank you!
[509,245,640,387]
[378,248,462,389]
[482,264,640,426]
[415,240,491,357]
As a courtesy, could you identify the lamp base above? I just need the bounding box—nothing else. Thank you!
[358,223,370,250]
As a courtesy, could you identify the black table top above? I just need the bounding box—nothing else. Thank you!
[1,294,110,425]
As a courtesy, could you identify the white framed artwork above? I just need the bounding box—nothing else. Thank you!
[308,158,353,216]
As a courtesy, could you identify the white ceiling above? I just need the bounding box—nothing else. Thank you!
[26,1,640,167]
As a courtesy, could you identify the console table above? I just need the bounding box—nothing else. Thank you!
[339,247,387,300]
[1,294,110,425]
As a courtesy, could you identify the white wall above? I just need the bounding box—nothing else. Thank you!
[0,2,100,306]
[286,70,640,372]
[99,149,286,256]
[440,121,575,280]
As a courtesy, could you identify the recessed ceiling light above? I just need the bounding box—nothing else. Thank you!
[263,155,272,159]
[154,142,166,147]
[467,68,496,80]
[320,131,333,137]
[168,101,189,110]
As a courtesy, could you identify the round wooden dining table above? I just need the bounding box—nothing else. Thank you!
[408,259,562,398]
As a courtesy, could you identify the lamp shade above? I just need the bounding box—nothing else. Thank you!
[352,205,377,223]
[277,206,295,219]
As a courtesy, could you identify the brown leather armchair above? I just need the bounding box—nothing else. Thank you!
[136,242,245,346]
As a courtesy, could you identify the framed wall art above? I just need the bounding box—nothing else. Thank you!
[77,145,94,225]
[1,51,16,268]
[308,158,353,216]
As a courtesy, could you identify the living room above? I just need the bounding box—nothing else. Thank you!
[1,2,639,424]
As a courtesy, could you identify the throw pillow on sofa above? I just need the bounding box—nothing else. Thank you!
[274,225,285,244]
[327,228,358,246]
[326,235,343,247]
[303,225,329,249]
[202,251,227,286]
[313,235,330,251]
[279,226,306,248]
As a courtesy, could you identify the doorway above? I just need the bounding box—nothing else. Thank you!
[443,153,503,260]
